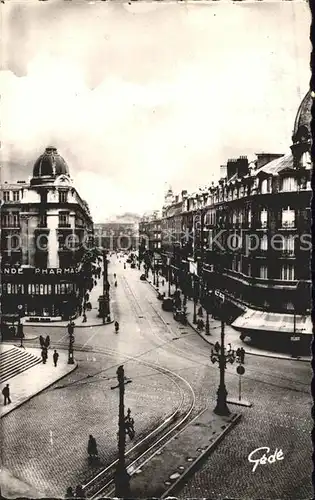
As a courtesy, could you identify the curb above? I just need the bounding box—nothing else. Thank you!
[146,279,310,364]
[161,413,242,498]
[0,362,78,419]
[22,320,114,329]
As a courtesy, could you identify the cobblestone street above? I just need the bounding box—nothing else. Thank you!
[1,257,312,498]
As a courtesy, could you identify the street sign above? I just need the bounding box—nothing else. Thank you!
[290,336,300,341]
[236,365,245,375]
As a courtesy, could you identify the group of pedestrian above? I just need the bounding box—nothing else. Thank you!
[65,485,85,499]
[39,334,59,366]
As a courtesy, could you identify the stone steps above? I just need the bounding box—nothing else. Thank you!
[0,347,42,384]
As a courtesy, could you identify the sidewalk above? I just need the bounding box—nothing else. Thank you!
[21,275,114,328]
[129,408,241,498]
[0,347,77,418]
[144,270,311,363]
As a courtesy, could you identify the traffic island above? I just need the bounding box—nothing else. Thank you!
[128,408,241,498]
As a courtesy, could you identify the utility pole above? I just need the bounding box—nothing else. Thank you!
[111,365,134,498]
[102,249,110,323]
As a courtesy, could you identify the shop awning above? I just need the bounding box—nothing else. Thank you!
[232,309,312,334]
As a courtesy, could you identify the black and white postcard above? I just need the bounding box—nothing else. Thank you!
[0,1,312,499]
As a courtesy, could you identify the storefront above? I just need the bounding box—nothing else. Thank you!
[1,267,82,321]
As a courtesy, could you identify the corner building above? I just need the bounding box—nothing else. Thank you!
[141,92,312,350]
[1,146,93,322]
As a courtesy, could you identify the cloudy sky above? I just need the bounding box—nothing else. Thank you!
[1,0,310,221]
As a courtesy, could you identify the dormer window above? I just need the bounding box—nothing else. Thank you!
[281,176,297,192]
[261,178,271,194]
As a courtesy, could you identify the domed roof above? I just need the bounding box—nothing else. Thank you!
[292,91,312,141]
[32,146,69,178]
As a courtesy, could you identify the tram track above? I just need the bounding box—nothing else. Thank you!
[29,341,197,498]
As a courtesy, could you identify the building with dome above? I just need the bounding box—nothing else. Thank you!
[0,146,94,323]
[140,91,312,352]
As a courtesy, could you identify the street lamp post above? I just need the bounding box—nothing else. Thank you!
[205,287,210,335]
[156,264,159,288]
[193,277,197,324]
[103,250,110,323]
[168,263,171,297]
[68,331,75,364]
[210,295,235,416]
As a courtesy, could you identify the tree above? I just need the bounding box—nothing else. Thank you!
[77,247,102,311]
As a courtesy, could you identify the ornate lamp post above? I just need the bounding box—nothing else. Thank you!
[210,293,236,416]
[193,276,197,324]
[205,285,210,335]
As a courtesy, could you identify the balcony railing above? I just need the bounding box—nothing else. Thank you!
[58,222,71,228]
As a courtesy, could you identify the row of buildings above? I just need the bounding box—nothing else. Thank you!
[0,147,95,324]
[139,91,312,350]
[0,146,141,329]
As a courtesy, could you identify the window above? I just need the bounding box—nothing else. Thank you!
[247,208,251,228]
[59,191,68,203]
[248,264,251,276]
[260,234,268,251]
[282,176,297,192]
[259,265,268,279]
[281,264,295,281]
[282,207,295,228]
[11,212,19,227]
[282,235,295,255]
[261,179,271,194]
[260,209,268,228]
[59,212,70,227]
[12,191,20,202]
[3,191,10,202]
[2,214,10,227]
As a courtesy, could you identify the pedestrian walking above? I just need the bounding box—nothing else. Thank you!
[45,335,50,348]
[227,343,232,352]
[124,263,126,269]
[82,313,87,323]
[75,485,85,499]
[114,273,116,279]
[67,321,74,335]
[236,347,241,360]
[39,335,45,348]
[240,347,245,364]
[65,486,74,499]
[87,434,98,459]
[41,348,47,364]
[2,384,11,405]
[53,350,59,367]
[198,306,203,317]
[214,341,220,352]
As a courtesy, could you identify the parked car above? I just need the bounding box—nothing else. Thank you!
[131,263,136,269]
[140,274,146,281]
[162,298,173,311]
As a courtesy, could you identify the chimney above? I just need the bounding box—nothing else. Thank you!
[181,190,188,199]
[227,159,237,180]
[236,156,249,178]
